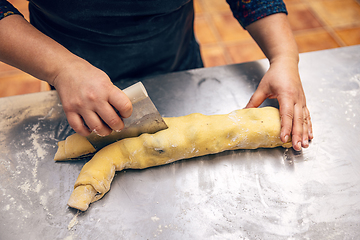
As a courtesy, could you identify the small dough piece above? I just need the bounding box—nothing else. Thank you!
[67,107,292,211]
[54,133,96,161]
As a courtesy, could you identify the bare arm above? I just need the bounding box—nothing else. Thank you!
[0,15,132,136]
[245,13,313,151]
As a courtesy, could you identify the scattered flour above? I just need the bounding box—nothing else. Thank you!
[63,236,74,240]
[228,111,241,123]
[35,181,43,193]
[68,211,80,230]
[30,123,48,160]
[40,195,48,207]
[151,215,160,222]
[345,74,360,97]
[19,180,31,193]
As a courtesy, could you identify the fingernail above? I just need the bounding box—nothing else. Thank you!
[92,129,106,137]
[284,134,289,143]
[115,129,122,133]
[309,131,313,140]
[296,141,302,151]
[303,139,309,147]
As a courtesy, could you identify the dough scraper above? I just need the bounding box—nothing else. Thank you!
[86,82,168,150]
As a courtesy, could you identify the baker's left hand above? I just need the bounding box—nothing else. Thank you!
[245,58,313,151]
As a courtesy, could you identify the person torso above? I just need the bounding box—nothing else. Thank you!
[29,0,202,83]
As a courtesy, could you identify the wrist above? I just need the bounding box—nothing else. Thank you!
[51,56,88,89]
[269,53,299,66]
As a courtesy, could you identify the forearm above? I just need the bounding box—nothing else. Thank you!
[0,14,133,137]
[0,14,81,85]
[246,13,299,64]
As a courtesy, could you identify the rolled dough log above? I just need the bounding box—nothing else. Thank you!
[65,107,291,211]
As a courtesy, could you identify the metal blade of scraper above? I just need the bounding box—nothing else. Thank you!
[86,82,168,150]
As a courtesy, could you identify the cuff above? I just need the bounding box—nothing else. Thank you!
[227,0,288,29]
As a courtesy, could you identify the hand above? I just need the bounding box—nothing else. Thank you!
[0,14,131,135]
[53,58,133,137]
[245,58,313,151]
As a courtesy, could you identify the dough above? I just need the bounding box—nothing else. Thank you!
[65,107,292,211]
[54,133,96,161]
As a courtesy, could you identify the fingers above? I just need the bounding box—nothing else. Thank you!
[62,86,133,137]
[279,100,293,145]
[245,87,268,109]
[280,100,313,151]
[301,108,309,148]
[90,86,132,134]
[82,108,115,137]
[305,107,313,141]
[66,112,91,136]
[109,86,133,118]
[66,108,113,137]
[80,87,133,136]
[290,103,304,151]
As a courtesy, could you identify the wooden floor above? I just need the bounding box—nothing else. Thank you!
[1,0,360,98]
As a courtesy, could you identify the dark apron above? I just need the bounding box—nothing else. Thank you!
[28,0,203,84]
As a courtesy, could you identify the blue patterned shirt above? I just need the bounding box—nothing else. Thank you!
[0,0,22,19]
[226,0,287,28]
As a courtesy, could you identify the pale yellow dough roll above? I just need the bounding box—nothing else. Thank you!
[65,107,292,211]
[54,133,96,161]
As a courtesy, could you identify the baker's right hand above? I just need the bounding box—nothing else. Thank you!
[52,58,133,137]
[0,14,131,134]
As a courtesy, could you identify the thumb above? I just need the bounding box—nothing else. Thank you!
[245,88,267,109]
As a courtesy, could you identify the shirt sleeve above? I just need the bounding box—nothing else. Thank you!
[226,0,287,29]
[0,0,23,21]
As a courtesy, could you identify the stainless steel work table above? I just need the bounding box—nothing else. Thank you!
[1,45,360,239]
